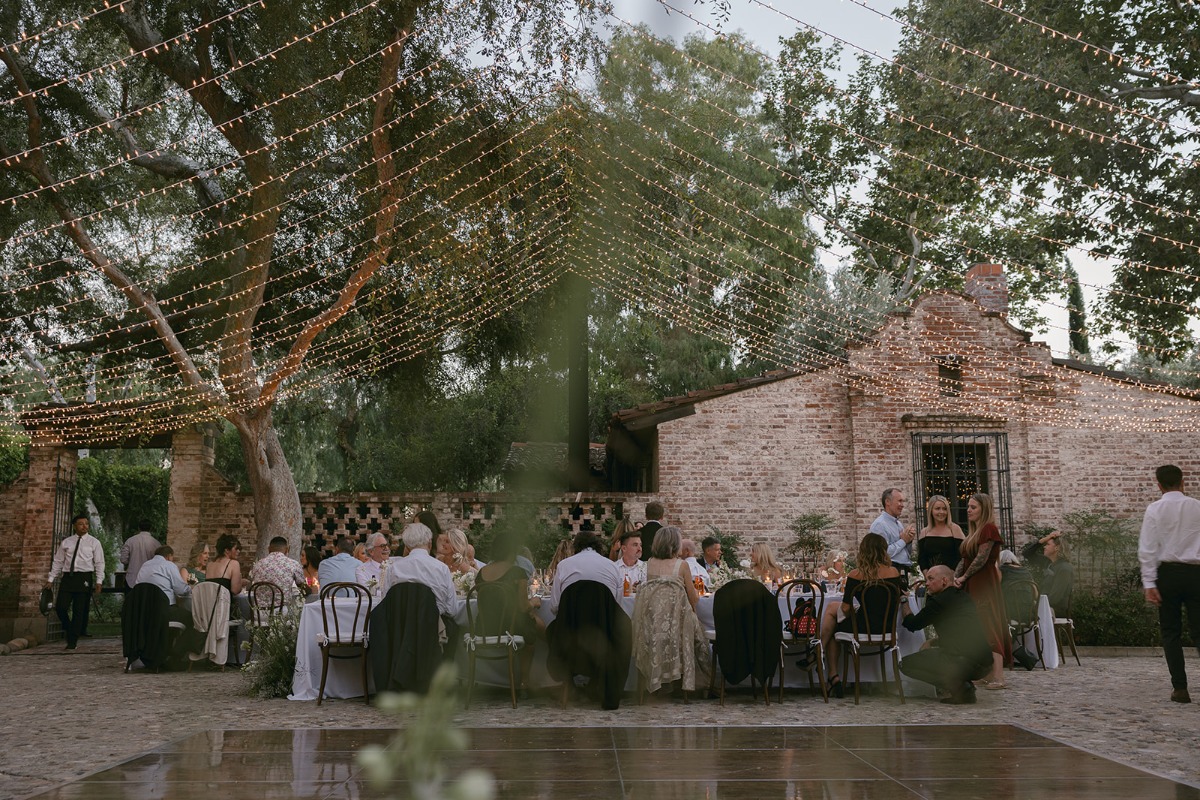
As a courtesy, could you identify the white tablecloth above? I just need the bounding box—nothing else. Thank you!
[289,599,374,701]
[1025,594,1059,669]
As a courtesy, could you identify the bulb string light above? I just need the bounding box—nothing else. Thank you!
[2,0,123,54]
[640,3,1200,236]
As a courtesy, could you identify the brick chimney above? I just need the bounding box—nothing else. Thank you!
[964,263,1008,316]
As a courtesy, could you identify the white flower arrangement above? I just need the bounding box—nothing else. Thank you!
[452,570,476,597]
[708,560,752,592]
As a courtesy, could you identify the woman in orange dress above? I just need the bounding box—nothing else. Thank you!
[955,492,1013,688]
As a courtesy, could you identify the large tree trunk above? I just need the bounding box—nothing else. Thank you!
[232,408,303,560]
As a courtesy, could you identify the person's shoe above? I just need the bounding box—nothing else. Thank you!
[65,643,77,651]
[1171,688,1191,704]
[827,676,844,699]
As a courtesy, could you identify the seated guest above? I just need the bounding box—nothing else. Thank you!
[475,529,545,696]
[749,542,783,583]
[137,545,193,625]
[999,549,1041,670]
[608,515,641,560]
[516,546,536,579]
[180,541,209,585]
[614,526,646,591]
[317,537,360,590]
[1022,531,1074,617]
[435,528,478,575]
[300,546,321,595]
[546,538,574,584]
[898,565,995,704]
[680,538,709,587]
[385,523,463,619]
[352,543,370,563]
[549,530,622,615]
[697,536,723,572]
[205,534,245,595]
[355,532,391,587]
[821,533,904,698]
[250,536,306,604]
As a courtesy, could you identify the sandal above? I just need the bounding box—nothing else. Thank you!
[827,675,845,699]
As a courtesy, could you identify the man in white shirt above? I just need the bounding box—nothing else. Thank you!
[137,545,193,625]
[120,521,160,589]
[1138,464,1200,704]
[870,488,916,569]
[681,538,709,588]
[355,532,391,588]
[317,537,360,593]
[385,523,462,618]
[45,514,105,651]
[614,527,646,592]
[550,531,622,615]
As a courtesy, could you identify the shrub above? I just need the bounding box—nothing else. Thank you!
[1071,568,1163,647]
[242,601,302,699]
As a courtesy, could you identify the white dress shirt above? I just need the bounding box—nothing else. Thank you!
[688,557,710,588]
[1139,490,1200,588]
[615,558,646,590]
[870,511,912,565]
[48,534,105,585]
[550,548,622,614]
[355,558,385,587]
[385,549,462,617]
[137,555,191,605]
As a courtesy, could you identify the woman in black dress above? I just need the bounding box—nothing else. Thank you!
[918,495,965,572]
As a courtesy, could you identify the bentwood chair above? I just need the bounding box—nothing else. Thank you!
[708,579,782,705]
[776,578,827,702]
[1006,579,1046,670]
[463,580,526,709]
[246,581,286,663]
[1053,595,1081,666]
[317,582,373,706]
[833,580,905,705]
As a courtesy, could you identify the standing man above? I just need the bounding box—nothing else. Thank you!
[45,514,105,651]
[871,488,916,570]
[1138,464,1200,704]
[120,521,160,589]
[639,501,665,561]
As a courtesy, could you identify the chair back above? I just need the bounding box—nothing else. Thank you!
[712,578,782,685]
[466,577,523,645]
[248,581,286,627]
[776,578,825,639]
[1005,577,1040,630]
[319,582,372,645]
[846,579,900,644]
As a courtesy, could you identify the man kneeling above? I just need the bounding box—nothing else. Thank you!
[898,565,994,704]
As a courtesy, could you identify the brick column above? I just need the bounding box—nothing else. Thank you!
[9,446,78,641]
[167,424,217,564]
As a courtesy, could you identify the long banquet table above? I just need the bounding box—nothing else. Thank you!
[290,583,1059,700]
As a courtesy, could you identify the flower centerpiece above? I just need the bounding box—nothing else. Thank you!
[708,560,751,592]
[452,570,476,598]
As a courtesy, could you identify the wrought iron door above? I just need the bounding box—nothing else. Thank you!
[46,457,76,642]
[911,431,1014,549]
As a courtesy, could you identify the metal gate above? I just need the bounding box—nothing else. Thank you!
[45,457,76,642]
[910,431,1014,549]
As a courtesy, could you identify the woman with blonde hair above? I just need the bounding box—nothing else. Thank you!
[821,533,903,698]
[436,528,477,574]
[749,542,783,583]
[546,538,574,584]
[918,495,965,572]
[955,492,1012,687]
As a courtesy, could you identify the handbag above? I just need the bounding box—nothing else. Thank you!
[787,598,819,637]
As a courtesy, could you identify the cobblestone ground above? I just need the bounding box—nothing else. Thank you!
[1,639,1197,799]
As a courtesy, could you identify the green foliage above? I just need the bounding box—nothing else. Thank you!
[1071,569,1164,648]
[0,431,29,488]
[784,512,836,564]
[358,664,494,800]
[1058,509,1139,586]
[74,456,170,537]
[241,600,303,699]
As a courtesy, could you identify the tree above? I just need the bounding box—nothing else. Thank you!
[1,0,604,554]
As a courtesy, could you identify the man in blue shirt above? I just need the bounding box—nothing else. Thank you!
[317,537,360,593]
[870,488,916,568]
[137,545,193,626]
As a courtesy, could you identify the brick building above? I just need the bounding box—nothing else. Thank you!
[606,265,1200,552]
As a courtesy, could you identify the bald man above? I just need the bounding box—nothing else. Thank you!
[897,565,994,704]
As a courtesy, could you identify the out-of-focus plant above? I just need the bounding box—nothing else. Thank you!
[358,664,494,800]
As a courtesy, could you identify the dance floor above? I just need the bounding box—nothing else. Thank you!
[26,724,1199,799]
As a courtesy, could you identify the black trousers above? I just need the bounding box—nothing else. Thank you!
[900,647,991,696]
[1157,562,1200,690]
[56,588,92,647]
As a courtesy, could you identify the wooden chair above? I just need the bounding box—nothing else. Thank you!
[833,580,905,705]
[317,582,373,706]
[707,579,781,705]
[1006,579,1045,670]
[776,578,827,702]
[1053,595,1081,666]
[463,580,526,709]
[246,581,286,663]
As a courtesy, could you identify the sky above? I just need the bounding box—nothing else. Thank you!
[608,0,1119,360]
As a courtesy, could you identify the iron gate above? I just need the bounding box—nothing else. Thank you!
[911,431,1014,549]
[45,457,76,643]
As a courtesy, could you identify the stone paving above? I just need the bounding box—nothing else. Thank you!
[1,638,1197,799]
